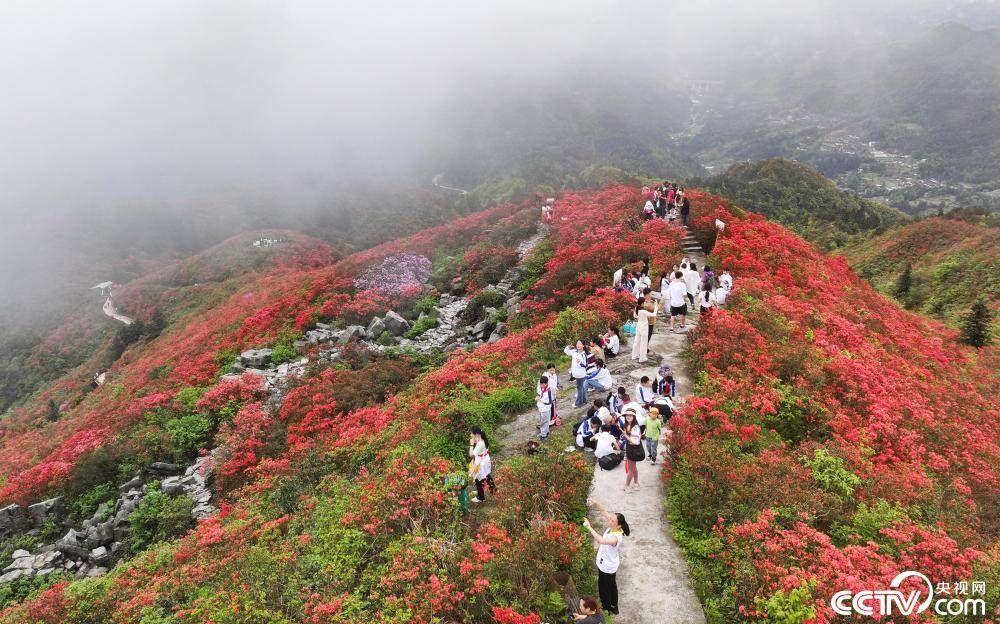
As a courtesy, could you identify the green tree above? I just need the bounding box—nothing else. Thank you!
[894,262,913,299]
[960,298,992,347]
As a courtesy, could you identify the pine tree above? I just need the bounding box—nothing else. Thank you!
[894,262,913,300]
[960,298,992,347]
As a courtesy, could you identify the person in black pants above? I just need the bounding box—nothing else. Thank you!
[583,498,630,615]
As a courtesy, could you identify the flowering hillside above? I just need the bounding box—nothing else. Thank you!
[668,203,1000,621]
[0,184,683,622]
[843,217,999,331]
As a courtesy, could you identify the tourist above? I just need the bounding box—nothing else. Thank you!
[621,410,644,492]
[601,326,620,358]
[444,471,469,512]
[576,416,602,450]
[697,283,716,315]
[683,262,701,308]
[667,271,688,332]
[468,427,495,503]
[588,338,605,369]
[630,297,659,363]
[642,198,655,220]
[586,359,613,394]
[570,596,606,623]
[536,375,555,439]
[593,398,611,424]
[645,407,664,464]
[635,376,655,408]
[719,269,733,291]
[583,498,630,615]
[714,283,728,307]
[608,386,627,418]
[593,424,621,461]
[701,265,716,292]
[680,196,691,227]
[545,363,560,426]
[655,365,676,398]
[565,340,590,408]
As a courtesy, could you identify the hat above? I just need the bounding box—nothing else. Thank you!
[658,365,672,377]
[616,513,631,536]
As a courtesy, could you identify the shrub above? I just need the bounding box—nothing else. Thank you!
[404,315,439,339]
[755,581,817,624]
[269,342,298,365]
[165,411,215,459]
[460,288,507,324]
[127,489,194,554]
[799,449,860,499]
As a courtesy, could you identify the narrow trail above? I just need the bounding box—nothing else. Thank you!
[431,172,469,196]
[102,297,134,325]
[497,226,709,623]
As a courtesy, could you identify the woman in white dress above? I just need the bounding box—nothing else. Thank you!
[630,297,659,363]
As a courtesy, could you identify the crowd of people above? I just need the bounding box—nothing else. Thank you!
[458,199,734,621]
[641,181,691,226]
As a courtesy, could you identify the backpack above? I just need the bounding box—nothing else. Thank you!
[598,452,623,471]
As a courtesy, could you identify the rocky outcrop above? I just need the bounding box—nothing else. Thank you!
[239,348,273,368]
[0,504,28,539]
[382,311,410,336]
[2,454,216,584]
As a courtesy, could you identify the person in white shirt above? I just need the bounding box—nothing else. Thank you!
[630,298,659,363]
[593,426,620,459]
[543,363,560,425]
[714,286,728,307]
[608,387,628,418]
[585,360,613,394]
[698,285,716,314]
[583,498,630,615]
[666,271,688,332]
[565,341,590,408]
[601,326,620,358]
[612,267,624,291]
[469,427,495,503]
[536,375,555,439]
[719,269,733,292]
[683,262,701,308]
[635,376,655,407]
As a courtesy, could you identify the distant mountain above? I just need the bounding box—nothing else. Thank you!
[699,158,908,249]
[843,215,999,330]
[683,23,1000,210]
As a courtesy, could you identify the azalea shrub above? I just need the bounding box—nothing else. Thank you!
[665,204,1000,622]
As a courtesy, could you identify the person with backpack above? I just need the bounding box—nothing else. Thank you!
[536,375,555,440]
[583,498,630,615]
[468,427,495,503]
[594,424,623,470]
[565,340,590,408]
[642,198,655,220]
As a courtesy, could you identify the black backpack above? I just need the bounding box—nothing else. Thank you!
[598,452,624,470]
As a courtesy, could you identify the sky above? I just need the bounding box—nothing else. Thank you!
[0,0,995,326]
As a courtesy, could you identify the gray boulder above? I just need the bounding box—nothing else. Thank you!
[0,504,27,538]
[239,348,273,368]
[119,474,142,492]
[488,323,507,343]
[55,530,89,559]
[315,322,331,330]
[338,325,366,345]
[11,549,30,560]
[366,317,386,340]
[0,570,25,583]
[89,546,110,566]
[161,476,183,496]
[27,497,62,527]
[382,311,410,336]
[87,566,108,578]
[148,462,181,475]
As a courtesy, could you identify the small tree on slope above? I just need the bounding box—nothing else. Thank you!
[960,298,992,347]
